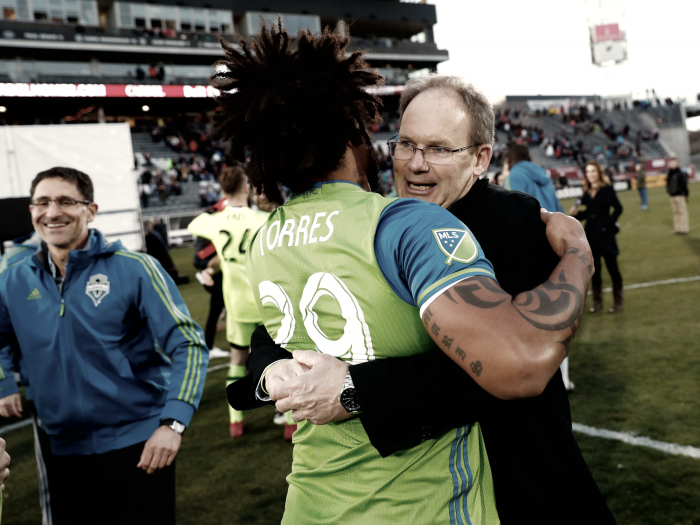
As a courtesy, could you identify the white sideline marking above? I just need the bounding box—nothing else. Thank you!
[588,275,700,294]
[1,394,698,460]
[572,423,700,459]
[0,418,32,433]
[207,363,230,373]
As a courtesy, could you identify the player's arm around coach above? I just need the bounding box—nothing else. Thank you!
[266,85,591,408]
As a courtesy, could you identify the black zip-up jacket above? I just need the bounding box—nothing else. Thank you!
[575,185,623,256]
[229,178,615,525]
[666,167,689,197]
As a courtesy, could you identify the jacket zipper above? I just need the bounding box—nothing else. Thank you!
[58,262,93,451]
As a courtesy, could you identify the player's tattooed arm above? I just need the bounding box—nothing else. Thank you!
[421,234,593,399]
[450,271,584,353]
[423,315,483,378]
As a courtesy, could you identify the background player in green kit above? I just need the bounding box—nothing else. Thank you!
[212,22,593,524]
[188,166,269,437]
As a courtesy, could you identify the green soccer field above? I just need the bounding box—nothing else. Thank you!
[1,184,698,524]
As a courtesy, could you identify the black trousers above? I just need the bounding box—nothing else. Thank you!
[204,272,225,349]
[591,250,623,290]
[47,441,175,525]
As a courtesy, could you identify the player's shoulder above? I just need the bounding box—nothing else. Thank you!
[252,208,270,220]
[383,197,455,218]
[379,198,462,234]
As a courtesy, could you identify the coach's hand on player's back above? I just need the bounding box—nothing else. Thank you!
[137,426,181,474]
[540,209,590,259]
[0,393,23,418]
[272,351,352,425]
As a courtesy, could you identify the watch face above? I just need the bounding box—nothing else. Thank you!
[170,421,186,434]
[340,388,360,413]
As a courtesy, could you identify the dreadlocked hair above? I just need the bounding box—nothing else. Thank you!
[209,19,384,204]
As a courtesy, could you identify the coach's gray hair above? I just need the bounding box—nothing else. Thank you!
[399,74,495,146]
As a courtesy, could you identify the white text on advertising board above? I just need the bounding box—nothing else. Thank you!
[0,83,106,97]
[125,85,166,98]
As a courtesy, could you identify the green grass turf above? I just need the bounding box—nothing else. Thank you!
[1,184,698,524]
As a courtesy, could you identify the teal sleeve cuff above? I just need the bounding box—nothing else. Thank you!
[0,376,20,399]
[417,269,497,315]
[161,399,196,427]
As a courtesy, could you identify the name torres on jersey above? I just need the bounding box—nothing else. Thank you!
[259,210,339,255]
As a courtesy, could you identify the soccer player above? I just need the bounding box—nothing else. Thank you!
[214,23,592,523]
[188,166,271,438]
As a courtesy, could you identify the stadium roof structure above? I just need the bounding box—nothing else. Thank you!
[0,0,448,122]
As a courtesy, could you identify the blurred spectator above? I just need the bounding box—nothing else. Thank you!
[169,175,182,196]
[198,182,221,207]
[569,160,624,315]
[144,221,189,285]
[505,144,563,213]
[153,171,170,205]
[635,162,648,210]
[666,158,689,234]
[138,174,152,208]
[136,66,145,80]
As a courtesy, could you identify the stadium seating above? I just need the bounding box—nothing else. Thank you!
[132,131,177,159]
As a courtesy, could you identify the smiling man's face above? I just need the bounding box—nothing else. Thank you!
[394,88,480,209]
[30,177,97,251]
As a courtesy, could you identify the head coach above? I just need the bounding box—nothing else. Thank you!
[0,167,208,525]
[232,75,615,524]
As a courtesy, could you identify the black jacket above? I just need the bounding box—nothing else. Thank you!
[666,167,689,197]
[575,185,623,255]
[229,179,615,525]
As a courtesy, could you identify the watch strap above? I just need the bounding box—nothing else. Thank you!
[160,418,186,435]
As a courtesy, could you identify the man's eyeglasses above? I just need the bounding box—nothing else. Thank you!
[30,197,92,210]
[386,140,480,166]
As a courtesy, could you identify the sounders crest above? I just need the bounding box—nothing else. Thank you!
[85,273,111,307]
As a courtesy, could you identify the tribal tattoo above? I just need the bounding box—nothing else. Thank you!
[450,273,585,354]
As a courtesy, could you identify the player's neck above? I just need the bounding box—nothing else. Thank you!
[320,146,366,189]
[224,193,248,207]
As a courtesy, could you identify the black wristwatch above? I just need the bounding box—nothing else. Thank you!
[160,418,186,435]
[339,370,361,414]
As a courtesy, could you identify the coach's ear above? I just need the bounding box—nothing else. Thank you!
[472,145,493,177]
[86,202,99,223]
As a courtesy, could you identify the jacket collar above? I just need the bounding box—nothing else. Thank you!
[32,229,122,272]
[448,178,489,217]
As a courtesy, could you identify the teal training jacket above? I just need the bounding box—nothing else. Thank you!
[0,229,208,455]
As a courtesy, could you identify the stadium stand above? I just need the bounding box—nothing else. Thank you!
[492,104,672,174]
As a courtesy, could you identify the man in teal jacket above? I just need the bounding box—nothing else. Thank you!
[0,167,208,525]
[505,144,564,213]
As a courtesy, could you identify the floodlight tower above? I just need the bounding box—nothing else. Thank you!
[584,0,632,107]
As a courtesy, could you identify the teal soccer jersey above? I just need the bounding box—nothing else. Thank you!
[246,182,500,524]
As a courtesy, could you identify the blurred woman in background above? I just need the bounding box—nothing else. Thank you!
[569,160,624,314]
